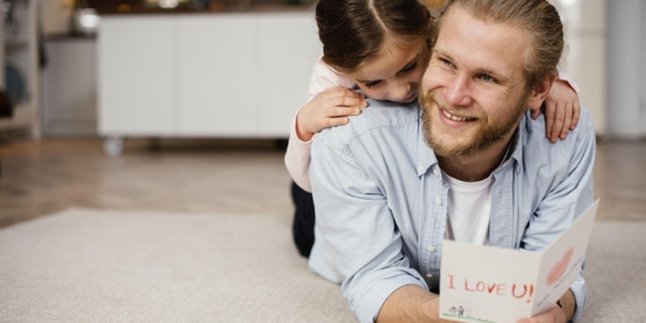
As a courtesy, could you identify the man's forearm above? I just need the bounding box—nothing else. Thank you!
[377,285,577,323]
[376,285,452,323]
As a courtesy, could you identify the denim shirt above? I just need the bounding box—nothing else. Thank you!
[308,99,595,323]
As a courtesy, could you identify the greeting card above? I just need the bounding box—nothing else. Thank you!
[439,200,599,323]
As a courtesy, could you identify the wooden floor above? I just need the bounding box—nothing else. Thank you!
[1,138,645,229]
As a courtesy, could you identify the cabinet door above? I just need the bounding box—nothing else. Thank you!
[177,15,256,136]
[98,17,177,136]
[43,39,97,136]
[255,13,321,137]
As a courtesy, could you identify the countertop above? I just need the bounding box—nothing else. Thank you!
[98,2,315,15]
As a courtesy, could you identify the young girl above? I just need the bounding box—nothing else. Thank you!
[286,0,581,257]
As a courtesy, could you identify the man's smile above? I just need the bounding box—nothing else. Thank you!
[440,109,477,122]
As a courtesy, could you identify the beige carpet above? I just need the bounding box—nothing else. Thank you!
[0,209,644,322]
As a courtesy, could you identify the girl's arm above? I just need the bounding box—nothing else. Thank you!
[530,72,581,143]
[285,58,364,192]
[296,87,366,142]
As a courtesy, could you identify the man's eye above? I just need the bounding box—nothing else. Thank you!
[439,58,454,68]
[478,74,496,83]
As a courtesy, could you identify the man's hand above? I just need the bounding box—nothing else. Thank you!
[517,305,566,323]
[295,86,366,141]
[376,285,455,323]
[517,289,575,323]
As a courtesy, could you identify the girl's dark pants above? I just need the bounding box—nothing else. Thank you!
[291,181,315,257]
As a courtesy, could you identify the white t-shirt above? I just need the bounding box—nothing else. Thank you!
[443,171,493,245]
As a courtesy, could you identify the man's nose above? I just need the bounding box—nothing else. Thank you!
[445,74,472,107]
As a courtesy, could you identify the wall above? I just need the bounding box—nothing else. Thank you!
[551,0,608,136]
[608,0,645,139]
[642,2,646,137]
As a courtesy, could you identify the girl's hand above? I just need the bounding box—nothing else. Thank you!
[296,86,367,141]
[532,80,581,143]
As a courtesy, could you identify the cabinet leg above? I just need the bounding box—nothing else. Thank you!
[30,118,42,143]
[103,136,124,156]
[274,138,288,151]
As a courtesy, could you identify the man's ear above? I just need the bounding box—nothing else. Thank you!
[526,73,557,111]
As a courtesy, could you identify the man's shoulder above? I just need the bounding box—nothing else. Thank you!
[523,105,594,145]
[521,105,595,165]
[314,99,420,148]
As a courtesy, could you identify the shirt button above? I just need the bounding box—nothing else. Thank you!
[433,168,440,177]
[427,245,437,253]
[434,198,442,206]
[418,165,425,173]
[426,273,433,279]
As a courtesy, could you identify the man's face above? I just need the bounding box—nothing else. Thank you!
[350,37,429,104]
[419,6,532,157]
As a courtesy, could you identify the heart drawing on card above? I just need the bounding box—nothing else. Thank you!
[546,247,574,286]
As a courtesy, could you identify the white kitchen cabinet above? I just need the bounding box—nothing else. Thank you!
[177,15,256,136]
[256,13,320,136]
[98,16,177,137]
[98,11,321,154]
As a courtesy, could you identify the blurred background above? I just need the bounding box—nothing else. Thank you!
[0,0,644,228]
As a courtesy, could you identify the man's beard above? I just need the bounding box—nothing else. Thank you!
[419,89,529,158]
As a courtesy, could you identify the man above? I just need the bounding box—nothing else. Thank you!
[308,1,595,323]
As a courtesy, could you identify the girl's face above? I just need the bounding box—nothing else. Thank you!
[349,37,429,103]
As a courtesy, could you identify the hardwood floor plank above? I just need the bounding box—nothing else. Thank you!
[1,138,645,228]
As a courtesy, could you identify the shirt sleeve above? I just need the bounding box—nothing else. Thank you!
[284,58,355,191]
[284,114,314,191]
[520,109,596,321]
[557,70,580,95]
[305,57,355,101]
[309,135,428,323]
